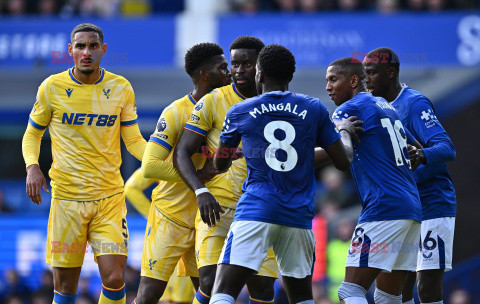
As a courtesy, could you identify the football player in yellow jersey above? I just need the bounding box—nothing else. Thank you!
[124,169,195,304]
[22,23,146,304]
[174,36,279,304]
[132,43,232,304]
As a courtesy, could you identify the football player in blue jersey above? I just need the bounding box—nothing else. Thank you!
[326,57,423,304]
[363,48,456,304]
[209,44,357,304]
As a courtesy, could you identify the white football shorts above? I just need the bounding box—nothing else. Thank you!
[345,219,421,272]
[218,220,315,279]
[417,217,455,271]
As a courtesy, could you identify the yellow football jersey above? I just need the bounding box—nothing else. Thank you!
[149,93,206,228]
[29,68,139,200]
[184,83,247,209]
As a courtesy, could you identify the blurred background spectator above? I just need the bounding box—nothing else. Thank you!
[0,0,477,16]
[449,289,473,304]
[0,270,30,304]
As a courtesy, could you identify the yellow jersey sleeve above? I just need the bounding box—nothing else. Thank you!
[149,102,184,151]
[29,77,52,130]
[120,80,138,126]
[184,90,218,136]
[125,168,156,218]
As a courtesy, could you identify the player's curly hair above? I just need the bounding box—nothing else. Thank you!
[257,44,296,82]
[71,23,104,43]
[329,57,366,81]
[229,36,265,54]
[184,43,225,79]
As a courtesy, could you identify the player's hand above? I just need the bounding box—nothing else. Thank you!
[197,192,225,227]
[335,116,364,143]
[408,145,425,171]
[233,147,244,159]
[197,157,228,182]
[26,164,49,205]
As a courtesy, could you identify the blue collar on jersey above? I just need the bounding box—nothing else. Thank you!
[188,93,196,105]
[69,68,105,85]
[232,83,246,100]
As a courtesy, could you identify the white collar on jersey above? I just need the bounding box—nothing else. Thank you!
[391,83,408,105]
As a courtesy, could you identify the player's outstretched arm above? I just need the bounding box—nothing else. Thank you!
[121,124,147,161]
[313,148,331,168]
[324,134,352,172]
[174,130,224,227]
[141,141,183,182]
[125,169,155,218]
[22,124,49,204]
[321,116,362,171]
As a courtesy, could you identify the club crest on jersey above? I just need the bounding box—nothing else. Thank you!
[148,259,157,270]
[195,101,204,111]
[420,109,437,128]
[222,119,230,132]
[332,111,350,120]
[103,89,111,99]
[156,117,167,132]
[65,88,73,98]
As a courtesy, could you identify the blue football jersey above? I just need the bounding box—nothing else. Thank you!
[220,91,341,229]
[332,92,422,223]
[391,85,456,220]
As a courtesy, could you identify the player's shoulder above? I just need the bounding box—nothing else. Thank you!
[44,70,70,85]
[102,69,132,87]
[399,85,431,106]
[290,92,325,109]
[204,83,232,101]
[174,93,196,109]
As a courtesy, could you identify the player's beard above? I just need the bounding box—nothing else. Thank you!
[78,67,95,75]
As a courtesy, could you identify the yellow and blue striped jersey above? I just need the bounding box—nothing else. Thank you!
[29,68,139,200]
[184,83,247,209]
[149,93,206,228]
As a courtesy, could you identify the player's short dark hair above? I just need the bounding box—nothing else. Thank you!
[365,47,400,75]
[71,23,104,43]
[329,57,366,81]
[184,43,225,79]
[229,36,265,54]
[257,44,296,82]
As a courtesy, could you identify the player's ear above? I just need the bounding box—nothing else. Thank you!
[387,67,395,79]
[68,43,73,57]
[101,43,107,56]
[199,69,208,82]
[350,75,359,88]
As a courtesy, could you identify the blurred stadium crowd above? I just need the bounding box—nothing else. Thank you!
[0,0,478,17]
